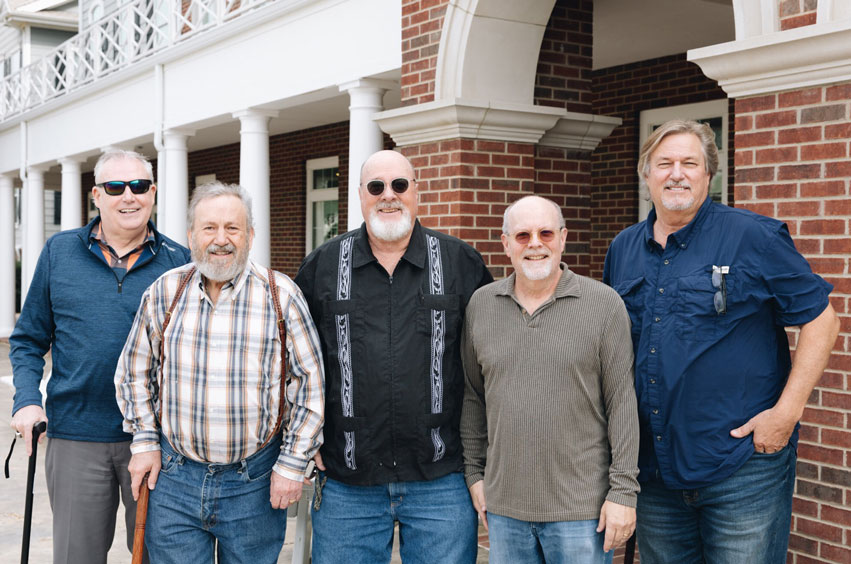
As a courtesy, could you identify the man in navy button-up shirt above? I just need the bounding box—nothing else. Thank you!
[604,120,839,564]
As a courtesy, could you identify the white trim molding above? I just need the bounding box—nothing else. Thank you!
[375,98,619,151]
[374,98,563,146]
[689,19,851,98]
[539,112,621,151]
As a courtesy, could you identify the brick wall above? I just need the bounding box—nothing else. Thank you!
[590,53,732,280]
[401,0,449,106]
[402,139,536,280]
[779,0,818,30]
[734,83,851,563]
[535,0,593,114]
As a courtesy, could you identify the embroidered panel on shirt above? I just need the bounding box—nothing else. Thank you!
[335,236,357,470]
[426,234,446,462]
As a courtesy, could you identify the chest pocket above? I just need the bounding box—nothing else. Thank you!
[613,277,644,351]
[675,272,734,341]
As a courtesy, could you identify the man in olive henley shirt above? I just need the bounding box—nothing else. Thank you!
[460,195,639,564]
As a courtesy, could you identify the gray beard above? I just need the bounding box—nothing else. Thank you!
[192,243,248,282]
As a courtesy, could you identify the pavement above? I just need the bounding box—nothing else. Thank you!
[0,339,490,563]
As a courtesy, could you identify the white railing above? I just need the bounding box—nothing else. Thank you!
[0,0,273,121]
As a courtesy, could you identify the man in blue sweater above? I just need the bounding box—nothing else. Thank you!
[9,150,190,564]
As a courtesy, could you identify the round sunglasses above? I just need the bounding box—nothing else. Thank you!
[97,179,153,196]
[365,178,412,196]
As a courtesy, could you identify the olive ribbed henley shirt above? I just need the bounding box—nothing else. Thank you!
[460,265,640,522]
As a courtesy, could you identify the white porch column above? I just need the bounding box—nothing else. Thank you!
[161,129,193,246]
[22,165,46,300]
[0,175,16,337]
[339,79,395,230]
[233,109,278,266]
[59,157,84,230]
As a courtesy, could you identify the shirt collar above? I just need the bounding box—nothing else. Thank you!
[89,217,156,249]
[351,219,426,269]
[494,263,580,300]
[644,196,714,251]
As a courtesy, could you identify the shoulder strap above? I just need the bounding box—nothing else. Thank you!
[259,268,288,449]
[157,266,196,421]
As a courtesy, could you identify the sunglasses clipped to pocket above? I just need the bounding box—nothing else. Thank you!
[97,179,153,196]
[365,178,412,196]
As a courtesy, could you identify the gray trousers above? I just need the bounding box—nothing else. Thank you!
[45,437,146,564]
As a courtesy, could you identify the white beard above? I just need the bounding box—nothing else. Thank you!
[520,258,554,281]
[368,203,413,242]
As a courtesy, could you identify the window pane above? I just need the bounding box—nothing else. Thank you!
[312,200,339,249]
[312,167,339,190]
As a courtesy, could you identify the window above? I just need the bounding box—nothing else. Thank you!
[638,99,728,221]
[54,191,62,225]
[305,157,340,252]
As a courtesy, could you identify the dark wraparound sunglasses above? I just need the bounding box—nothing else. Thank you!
[97,179,153,196]
[365,178,412,196]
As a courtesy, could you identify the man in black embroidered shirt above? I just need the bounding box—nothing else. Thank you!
[296,149,493,563]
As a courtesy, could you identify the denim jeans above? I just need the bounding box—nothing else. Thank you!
[311,471,478,564]
[488,514,613,564]
[636,444,796,564]
[145,436,288,564]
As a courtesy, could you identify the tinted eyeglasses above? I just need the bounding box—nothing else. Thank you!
[97,179,153,196]
[511,229,557,245]
[712,265,727,315]
[365,178,411,196]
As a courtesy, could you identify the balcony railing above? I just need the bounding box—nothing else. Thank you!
[0,0,273,121]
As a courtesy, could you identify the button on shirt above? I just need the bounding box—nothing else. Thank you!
[603,198,832,489]
[115,261,325,482]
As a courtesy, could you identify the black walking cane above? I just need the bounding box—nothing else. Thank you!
[4,421,48,564]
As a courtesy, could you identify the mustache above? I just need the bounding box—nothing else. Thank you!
[664,180,691,189]
[206,243,236,254]
[375,201,404,211]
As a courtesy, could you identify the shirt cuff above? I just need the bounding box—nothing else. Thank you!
[130,430,161,454]
[273,463,306,483]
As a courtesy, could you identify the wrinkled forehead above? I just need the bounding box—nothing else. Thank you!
[507,200,562,233]
[361,153,416,183]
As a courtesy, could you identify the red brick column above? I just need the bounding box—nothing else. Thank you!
[401,139,536,279]
[401,0,450,106]
[734,82,851,563]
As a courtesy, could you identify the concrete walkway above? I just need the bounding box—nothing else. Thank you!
[0,340,489,563]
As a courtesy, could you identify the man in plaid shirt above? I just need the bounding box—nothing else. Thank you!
[115,182,324,563]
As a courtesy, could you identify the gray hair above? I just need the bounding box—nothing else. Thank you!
[502,195,566,234]
[188,182,254,230]
[93,150,154,183]
[637,120,719,199]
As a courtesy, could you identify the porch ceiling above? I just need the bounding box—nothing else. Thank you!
[593,0,735,70]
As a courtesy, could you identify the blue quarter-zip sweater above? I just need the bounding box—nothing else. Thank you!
[10,218,191,442]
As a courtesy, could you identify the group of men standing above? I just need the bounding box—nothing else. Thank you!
[9,118,839,564]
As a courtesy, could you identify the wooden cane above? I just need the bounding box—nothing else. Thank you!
[21,421,47,564]
[624,532,636,564]
[131,473,150,564]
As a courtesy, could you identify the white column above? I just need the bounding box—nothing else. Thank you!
[233,109,278,266]
[22,165,46,300]
[59,157,84,230]
[339,79,395,230]
[161,129,193,246]
[0,175,16,337]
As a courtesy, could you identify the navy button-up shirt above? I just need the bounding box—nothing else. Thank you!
[603,198,832,489]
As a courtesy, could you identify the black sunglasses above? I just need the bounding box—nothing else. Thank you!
[365,178,412,196]
[97,179,153,196]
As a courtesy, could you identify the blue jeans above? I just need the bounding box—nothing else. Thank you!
[145,437,288,564]
[488,514,613,564]
[311,471,478,564]
[636,444,796,564]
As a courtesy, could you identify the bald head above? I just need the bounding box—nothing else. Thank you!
[360,150,416,185]
[502,196,565,235]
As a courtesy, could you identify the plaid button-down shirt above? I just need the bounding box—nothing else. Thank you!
[115,260,325,481]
